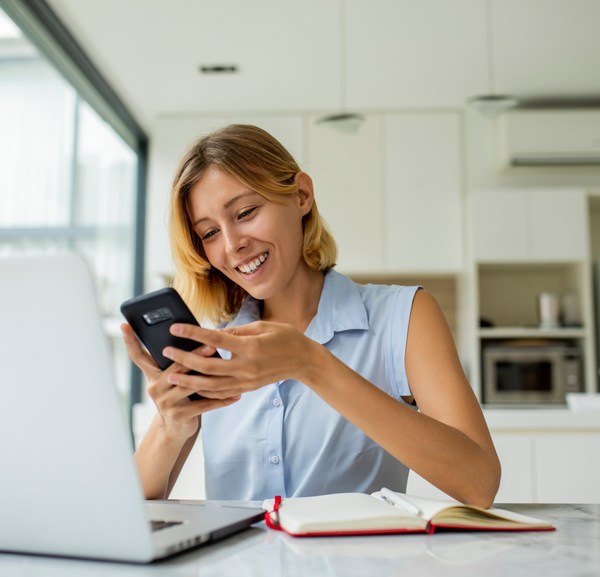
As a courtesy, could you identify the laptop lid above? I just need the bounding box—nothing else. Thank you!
[0,253,262,563]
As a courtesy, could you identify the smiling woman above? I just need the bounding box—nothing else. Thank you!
[125,124,501,508]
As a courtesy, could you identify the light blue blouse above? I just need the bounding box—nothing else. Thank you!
[201,269,420,500]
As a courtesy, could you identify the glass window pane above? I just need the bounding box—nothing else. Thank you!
[75,100,138,316]
[0,59,76,227]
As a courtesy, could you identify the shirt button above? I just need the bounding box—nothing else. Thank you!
[270,456,280,465]
[272,398,281,407]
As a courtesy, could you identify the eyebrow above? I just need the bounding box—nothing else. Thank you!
[192,191,257,227]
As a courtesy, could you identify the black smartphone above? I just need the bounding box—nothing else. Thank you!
[120,287,216,400]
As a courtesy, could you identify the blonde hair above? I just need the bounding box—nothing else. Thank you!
[169,124,337,323]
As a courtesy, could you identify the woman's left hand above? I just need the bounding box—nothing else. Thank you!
[162,321,316,399]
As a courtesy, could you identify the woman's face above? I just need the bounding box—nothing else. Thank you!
[187,166,314,301]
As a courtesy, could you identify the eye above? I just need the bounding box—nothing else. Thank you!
[237,206,257,220]
[200,228,218,241]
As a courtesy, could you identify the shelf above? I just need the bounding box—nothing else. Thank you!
[478,327,587,339]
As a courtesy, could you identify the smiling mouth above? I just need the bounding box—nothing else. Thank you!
[237,252,268,274]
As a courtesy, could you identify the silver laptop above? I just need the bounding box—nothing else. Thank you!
[0,253,263,563]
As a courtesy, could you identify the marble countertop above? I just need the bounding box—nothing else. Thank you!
[0,504,598,576]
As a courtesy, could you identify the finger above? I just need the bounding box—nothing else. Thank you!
[190,395,242,411]
[166,371,239,395]
[166,373,236,398]
[170,323,242,351]
[121,323,189,377]
[120,323,160,373]
[162,347,235,377]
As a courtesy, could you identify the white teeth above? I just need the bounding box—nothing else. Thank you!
[238,253,268,274]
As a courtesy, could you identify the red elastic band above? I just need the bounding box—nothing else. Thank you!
[264,495,283,530]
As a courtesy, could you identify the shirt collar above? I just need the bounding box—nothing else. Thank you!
[224,269,369,345]
[308,269,369,344]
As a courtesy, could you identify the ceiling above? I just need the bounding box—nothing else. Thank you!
[44,0,345,133]
[41,0,600,136]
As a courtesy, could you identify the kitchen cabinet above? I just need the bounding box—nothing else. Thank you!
[306,112,464,275]
[344,0,488,109]
[470,188,589,263]
[384,113,463,273]
[466,187,595,400]
[492,434,535,502]
[492,0,600,97]
[408,434,535,503]
[472,260,595,399]
[408,411,600,504]
[535,434,600,503]
[306,114,385,274]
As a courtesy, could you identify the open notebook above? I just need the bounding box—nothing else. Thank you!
[0,253,263,562]
[263,489,555,537]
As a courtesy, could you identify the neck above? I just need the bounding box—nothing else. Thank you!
[261,268,325,332]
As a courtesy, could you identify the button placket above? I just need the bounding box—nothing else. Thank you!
[268,381,283,474]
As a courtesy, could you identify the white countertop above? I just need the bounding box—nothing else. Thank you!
[0,504,597,576]
[483,407,600,431]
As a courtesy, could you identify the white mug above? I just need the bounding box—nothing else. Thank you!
[538,292,560,328]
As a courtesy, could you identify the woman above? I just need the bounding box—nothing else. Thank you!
[123,124,500,507]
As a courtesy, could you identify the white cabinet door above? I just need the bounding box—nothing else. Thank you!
[307,113,464,275]
[409,432,536,503]
[470,191,529,262]
[535,434,600,503]
[344,0,488,109]
[492,434,535,503]
[492,0,600,97]
[384,113,463,273]
[470,189,588,263]
[529,189,589,261]
[154,2,341,113]
[306,115,385,274]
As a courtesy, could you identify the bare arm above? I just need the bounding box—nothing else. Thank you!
[134,413,200,499]
[121,323,239,499]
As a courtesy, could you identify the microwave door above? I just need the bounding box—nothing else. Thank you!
[483,347,572,404]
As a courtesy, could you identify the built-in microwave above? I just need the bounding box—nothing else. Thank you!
[482,343,583,405]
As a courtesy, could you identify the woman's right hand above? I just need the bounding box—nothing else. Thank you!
[120,323,240,443]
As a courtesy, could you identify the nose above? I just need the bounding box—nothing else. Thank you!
[223,226,249,255]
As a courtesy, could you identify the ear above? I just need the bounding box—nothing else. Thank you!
[293,172,315,217]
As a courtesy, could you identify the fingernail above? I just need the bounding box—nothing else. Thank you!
[163,348,174,359]
[167,374,179,385]
[170,324,183,336]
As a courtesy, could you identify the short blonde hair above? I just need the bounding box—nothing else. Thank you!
[169,124,337,323]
